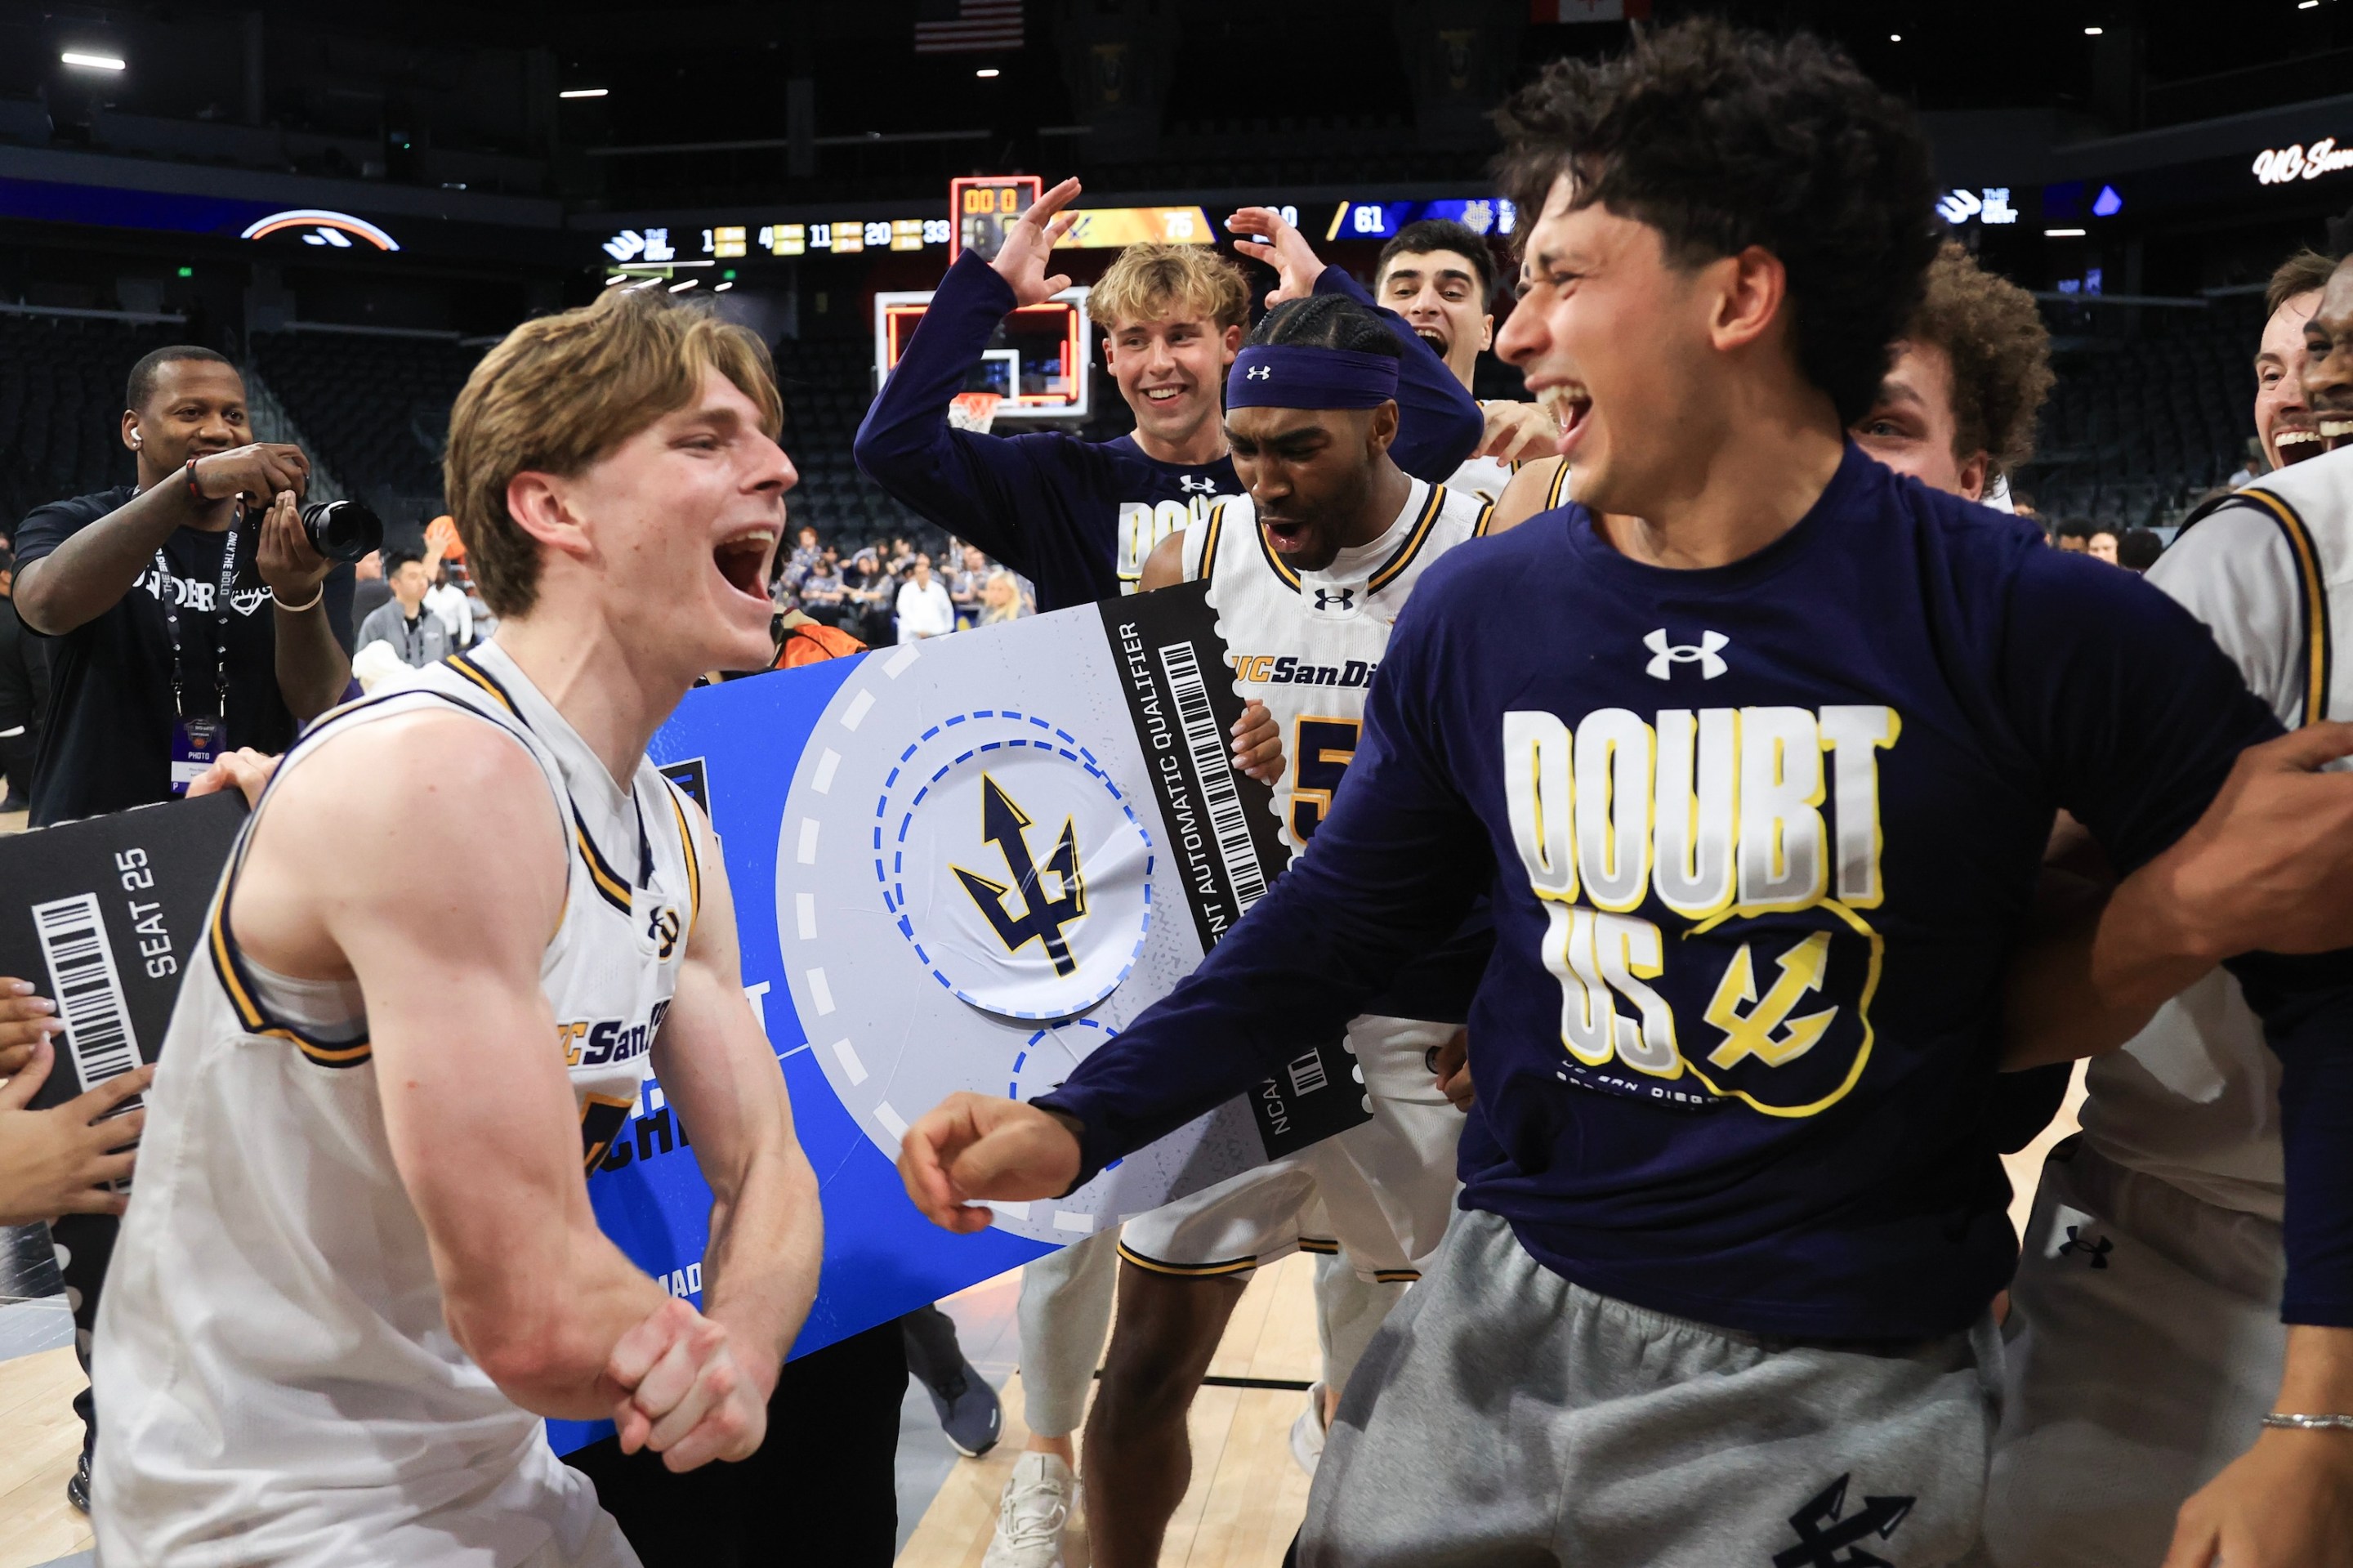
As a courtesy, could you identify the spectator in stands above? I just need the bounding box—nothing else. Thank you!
[349,549,391,634]
[842,545,895,644]
[2054,517,2096,554]
[949,543,987,628]
[2117,527,2165,573]
[9,346,351,828]
[354,547,453,669]
[798,547,847,626]
[2087,528,2121,565]
[2226,438,2262,489]
[0,544,51,813]
[788,522,822,581]
[895,552,956,640]
[979,569,1028,625]
[423,560,472,652]
[2254,248,2337,471]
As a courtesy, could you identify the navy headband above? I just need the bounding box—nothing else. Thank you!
[1226,344,1400,411]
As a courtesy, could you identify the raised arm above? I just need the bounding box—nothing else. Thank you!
[853,179,1085,575]
[235,713,758,1466]
[635,796,821,1461]
[15,443,309,635]
[1226,205,1483,483]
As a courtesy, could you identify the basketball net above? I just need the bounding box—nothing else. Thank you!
[948,391,1004,434]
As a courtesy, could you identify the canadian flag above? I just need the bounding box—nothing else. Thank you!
[1530,0,1651,20]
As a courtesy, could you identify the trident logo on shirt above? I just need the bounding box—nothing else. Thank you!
[1702,931,1839,1070]
[952,775,1089,976]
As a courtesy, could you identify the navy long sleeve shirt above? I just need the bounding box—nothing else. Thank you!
[1035,445,2353,1339]
[852,252,1485,612]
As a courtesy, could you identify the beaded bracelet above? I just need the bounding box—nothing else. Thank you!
[2262,1412,2353,1432]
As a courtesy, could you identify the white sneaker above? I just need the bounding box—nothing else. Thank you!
[983,1450,1078,1568]
[1290,1382,1328,1476]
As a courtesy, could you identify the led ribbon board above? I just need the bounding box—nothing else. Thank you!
[239,208,401,251]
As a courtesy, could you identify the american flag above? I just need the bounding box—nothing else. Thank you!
[915,0,1025,55]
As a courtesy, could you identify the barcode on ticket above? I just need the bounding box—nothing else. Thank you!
[1157,640,1270,913]
[31,893,144,1101]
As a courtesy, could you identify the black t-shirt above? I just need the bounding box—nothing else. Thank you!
[13,485,354,826]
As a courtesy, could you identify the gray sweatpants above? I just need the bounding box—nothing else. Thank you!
[1303,1208,2003,1568]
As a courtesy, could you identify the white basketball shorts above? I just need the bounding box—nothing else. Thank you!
[1118,1015,1464,1284]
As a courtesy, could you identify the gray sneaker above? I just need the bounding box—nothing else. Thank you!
[982,1450,1077,1568]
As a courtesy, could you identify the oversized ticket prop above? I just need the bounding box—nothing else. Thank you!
[549,582,1367,1452]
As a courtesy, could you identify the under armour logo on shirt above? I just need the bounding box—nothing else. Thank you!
[1245,365,1273,380]
[1179,475,1219,494]
[1643,628,1728,680]
[2057,1225,2113,1270]
[1313,587,1357,613]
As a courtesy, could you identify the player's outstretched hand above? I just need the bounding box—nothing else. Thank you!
[991,176,1083,307]
[1225,207,1326,307]
[2159,1427,2353,1568]
[899,1092,1082,1234]
[1230,699,1283,785]
[187,748,280,811]
[0,978,65,1079]
[1431,1028,1474,1111]
[2145,721,2353,958]
[606,1296,770,1472]
[0,1042,153,1226]
[1480,400,1563,465]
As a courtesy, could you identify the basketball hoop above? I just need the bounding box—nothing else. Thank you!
[948,391,1004,434]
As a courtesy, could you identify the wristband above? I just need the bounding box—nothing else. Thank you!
[185,456,207,503]
[2262,1412,2353,1432]
[271,583,324,614]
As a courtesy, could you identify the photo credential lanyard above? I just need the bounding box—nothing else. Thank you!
[160,514,241,795]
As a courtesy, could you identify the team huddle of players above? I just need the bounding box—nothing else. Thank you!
[69,16,2353,1568]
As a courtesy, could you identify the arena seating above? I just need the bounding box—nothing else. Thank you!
[775,336,951,551]
[2021,296,2263,529]
[0,310,176,534]
[247,328,485,525]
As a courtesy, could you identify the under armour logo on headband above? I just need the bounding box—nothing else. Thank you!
[1246,365,1272,380]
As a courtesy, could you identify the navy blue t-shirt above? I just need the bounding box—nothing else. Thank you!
[852,252,1484,612]
[1038,445,2353,1338]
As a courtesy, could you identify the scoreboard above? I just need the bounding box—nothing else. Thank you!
[950,174,1045,265]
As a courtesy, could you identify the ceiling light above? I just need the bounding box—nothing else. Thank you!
[976,68,1001,78]
[60,51,125,70]
[628,276,663,289]
[714,280,734,291]
[560,87,608,99]
[2301,2,2320,9]
[669,278,699,292]
[2047,227,2087,237]
[604,274,628,286]
[1888,33,1901,41]
[2084,25,2104,34]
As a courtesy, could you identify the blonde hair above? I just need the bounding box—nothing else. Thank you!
[980,570,1023,623]
[445,288,784,617]
[1086,243,1249,334]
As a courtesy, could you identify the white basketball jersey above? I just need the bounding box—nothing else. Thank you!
[2079,446,2353,1219]
[93,640,703,1568]
[1445,453,1518,506]
[1184,476,1490,857]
